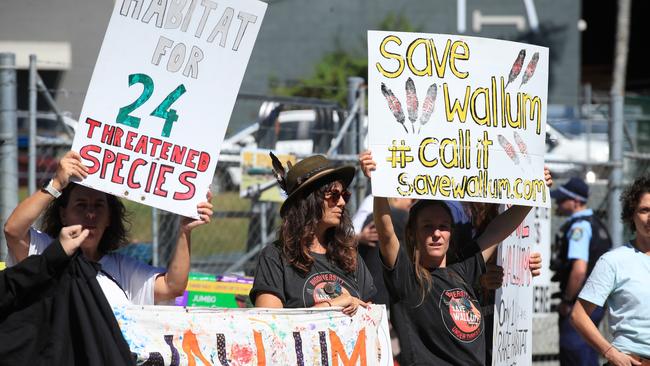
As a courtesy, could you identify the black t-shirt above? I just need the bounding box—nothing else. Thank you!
[384,246,487,366]
[359,208,409,305]
[250,242,376,308]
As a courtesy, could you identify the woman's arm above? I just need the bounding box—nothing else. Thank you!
[476,205,532,262]
[154,193,213,303]
[254,290,368,315]
[359,151,401,268]
[3,151,88,262]
[571,299,641,366]
[373,196,401,268]
[476,167,553,262]
[253,292,349,309]
[254,293,284,308]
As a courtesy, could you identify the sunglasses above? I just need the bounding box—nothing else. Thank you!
[325,189,352,203]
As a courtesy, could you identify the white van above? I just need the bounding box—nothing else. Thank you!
[544,122,609,179]
[218,103,357,189]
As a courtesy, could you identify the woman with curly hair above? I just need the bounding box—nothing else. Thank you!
[249,153,375,315]
[571,176,650,366]
[4,150,213,306]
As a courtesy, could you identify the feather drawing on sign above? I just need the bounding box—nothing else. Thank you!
[498,134,520,165]
[520,52,539,87]
[381,83,408,133]
[505,49,526,88]
[513,131,531,163]
[418,83,437,133]
[405,77,419,133]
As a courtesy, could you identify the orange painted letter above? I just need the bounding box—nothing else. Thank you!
[254,330,266,366]
[329,328,367,366]
[182,330,211,366]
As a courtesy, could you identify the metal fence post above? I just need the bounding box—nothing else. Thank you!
[158,211,180,266]
[346,77,364,213]
[259,201,268,251]
[345,77,363,155]
[608,0,631,247]
[152,207,159,267]
[0,53,19,261]
[608,93,624,246]
[28,55,37,194]
[355,84,367,208]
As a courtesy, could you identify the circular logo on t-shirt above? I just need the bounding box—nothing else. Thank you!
[439,288,483,342]
[302,272,356,307]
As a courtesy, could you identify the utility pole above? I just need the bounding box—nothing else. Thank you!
[608,0,631,247]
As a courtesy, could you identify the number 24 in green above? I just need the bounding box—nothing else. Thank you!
[116,73,187,138]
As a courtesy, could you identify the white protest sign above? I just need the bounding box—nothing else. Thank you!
[368,31,550,208]
[530,207,553,316]
[115,305,393,365]
[492,209,539,366]
[72,0,266,217]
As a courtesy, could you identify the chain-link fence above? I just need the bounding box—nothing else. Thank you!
[9,62,650,275]
[8,57,368,276]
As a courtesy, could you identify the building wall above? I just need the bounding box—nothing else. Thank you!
[0,0,580,131]
[0,0,112,115]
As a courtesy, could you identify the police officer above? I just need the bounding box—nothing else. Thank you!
[550,177,611,366]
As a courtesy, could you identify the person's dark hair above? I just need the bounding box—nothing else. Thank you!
[620,175,650,232]
[41,183,130,253]
[466,202,500,236]
[279,180,357,275]
[404,200,454,304]
[446,202,499,264]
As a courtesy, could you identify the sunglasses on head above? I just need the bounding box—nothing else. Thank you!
[325,189,352,203]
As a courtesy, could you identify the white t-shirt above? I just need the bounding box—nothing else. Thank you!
[6,228,164,307]
[579,243,650,357]
[352,194,374,234]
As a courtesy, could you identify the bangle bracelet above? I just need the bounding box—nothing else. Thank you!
[603,345,614,357]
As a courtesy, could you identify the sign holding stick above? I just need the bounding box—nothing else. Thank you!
[368,31,550,208]
[72,0,267,217]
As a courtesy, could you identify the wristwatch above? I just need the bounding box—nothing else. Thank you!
[42,179,62,198]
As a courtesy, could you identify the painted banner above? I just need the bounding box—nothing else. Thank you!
[239,149,297,202]
[368,31,550,208]
[492,208,549,366]
[115,305,393,365]
[72,0,267,217]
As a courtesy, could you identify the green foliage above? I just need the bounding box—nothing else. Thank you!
[377,11,423,33]
[271,49,367,106]
[270,11,421,107]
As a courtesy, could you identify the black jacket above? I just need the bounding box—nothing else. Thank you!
[0,241,134,365]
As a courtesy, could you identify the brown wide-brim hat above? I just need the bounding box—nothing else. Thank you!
[278,154,356,217]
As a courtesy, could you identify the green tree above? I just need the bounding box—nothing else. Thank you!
[270,12,421,107]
